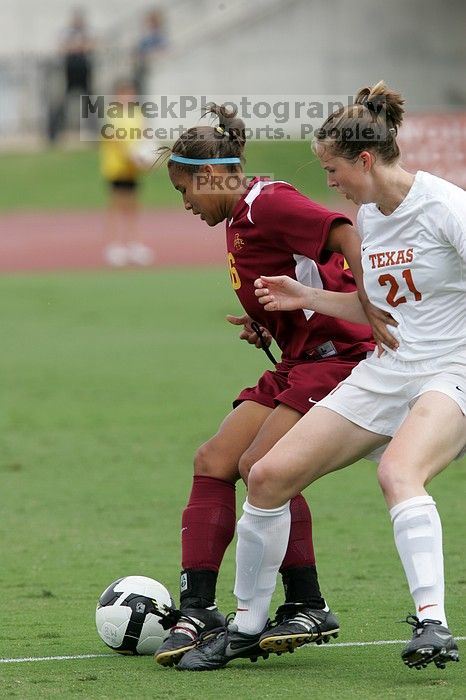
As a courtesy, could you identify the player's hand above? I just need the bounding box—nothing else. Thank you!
[254,275,309,311]
[361,300,399,355]
[226,314,272,348]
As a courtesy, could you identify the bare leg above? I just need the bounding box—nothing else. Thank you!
[247,406,387,508]
[377,392,466,507]
[103,189,135,266]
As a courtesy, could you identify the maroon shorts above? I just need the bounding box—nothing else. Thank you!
[234,354,368,415]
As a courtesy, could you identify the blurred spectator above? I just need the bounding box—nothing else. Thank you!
[48,8,95,141]
[62,8,94,97]
[100,79,156,267]
[133,9,168,95]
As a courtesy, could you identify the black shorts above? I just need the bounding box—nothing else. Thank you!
[110,179,138,191]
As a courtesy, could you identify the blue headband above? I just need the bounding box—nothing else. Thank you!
[169,154,241,165]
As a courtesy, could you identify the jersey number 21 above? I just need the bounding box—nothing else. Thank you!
[378,269,422,307]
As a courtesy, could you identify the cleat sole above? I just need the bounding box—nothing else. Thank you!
[155,643,196,667]
[404,648,460,670]
[259,628,340,654]
[260,635,314,653]
[248,653,269,663]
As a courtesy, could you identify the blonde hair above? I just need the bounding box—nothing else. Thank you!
[315,81,405,163]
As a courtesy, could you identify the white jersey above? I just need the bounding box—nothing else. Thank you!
[357,171,466,361]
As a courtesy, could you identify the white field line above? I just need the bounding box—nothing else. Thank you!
[0,653,114,664]
[1,638,465,664]
[321,637,466,648]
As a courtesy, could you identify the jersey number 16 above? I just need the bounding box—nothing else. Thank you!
[228,253,241,290]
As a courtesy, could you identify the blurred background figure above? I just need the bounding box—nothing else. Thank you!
[133,8,168,96]
[62,8,94,98]
[48,7,95,142]
[0,0,465,269]
[100,78,156,268]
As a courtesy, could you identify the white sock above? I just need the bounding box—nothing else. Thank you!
[233,499,291,634]
[390,495,447,626]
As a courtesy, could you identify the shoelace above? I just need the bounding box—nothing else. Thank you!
[150,601,181,630]
[273,603,325,636]
[194,612,236,649]
[274,603,321,625]
[404,614,443,631]
[274,603,305,624]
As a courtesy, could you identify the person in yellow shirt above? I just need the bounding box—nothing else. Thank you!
[100,79,155,267]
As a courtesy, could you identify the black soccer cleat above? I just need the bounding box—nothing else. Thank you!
[176,621,270,671]
[259,603,339,654]
[401,615,460,670]
[155,606,226,667]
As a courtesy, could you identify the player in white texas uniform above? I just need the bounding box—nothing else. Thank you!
[314,168,466,440]
[177,81,465,673]
[358,170,466,362]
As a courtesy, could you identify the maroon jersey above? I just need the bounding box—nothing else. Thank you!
[226,178,373,361]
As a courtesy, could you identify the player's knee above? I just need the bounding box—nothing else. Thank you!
[377,456,409,498]
[193,440,239,482]
[193,441,218,476]
[247,459,282,506]
[238,449,257,483]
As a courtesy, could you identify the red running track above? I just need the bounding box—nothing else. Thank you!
[0,209,227,272]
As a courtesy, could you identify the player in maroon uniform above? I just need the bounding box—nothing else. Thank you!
[154,103,375,668]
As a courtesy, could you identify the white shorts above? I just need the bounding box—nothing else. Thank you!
[317,348,466,460]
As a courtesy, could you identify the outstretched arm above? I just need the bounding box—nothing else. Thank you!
[254,276,369,325]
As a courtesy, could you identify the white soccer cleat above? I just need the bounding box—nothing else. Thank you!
[104,243,129,267]
[127,242,155,266]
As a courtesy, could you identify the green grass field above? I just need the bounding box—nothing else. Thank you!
[0,269,464,699]
[0,143,330,212]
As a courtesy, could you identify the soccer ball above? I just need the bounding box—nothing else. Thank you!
[95,575,175,655]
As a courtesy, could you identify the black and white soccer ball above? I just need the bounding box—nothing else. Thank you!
[95,575,176,655]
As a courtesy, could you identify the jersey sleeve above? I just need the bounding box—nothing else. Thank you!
[355,207,366,240]
[443,206,466,264]
[428,200,466,264]
[252,183,352,261]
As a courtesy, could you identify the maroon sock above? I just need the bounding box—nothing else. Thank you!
[181,475,236,572]
[280,493,316,570]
